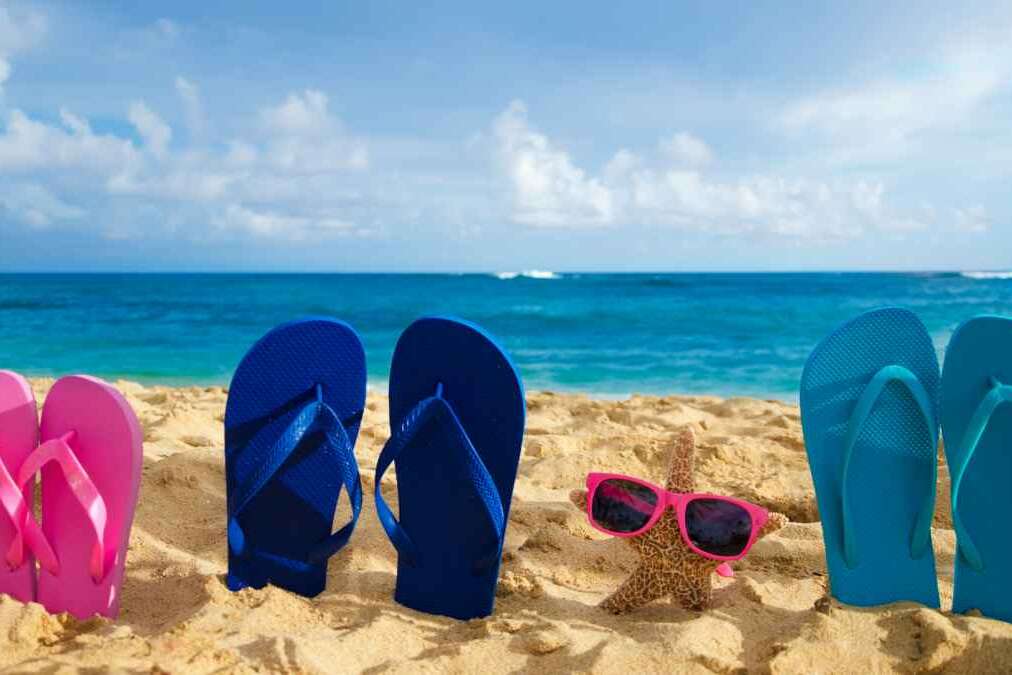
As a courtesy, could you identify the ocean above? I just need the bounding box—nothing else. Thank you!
[1,272,1010,400]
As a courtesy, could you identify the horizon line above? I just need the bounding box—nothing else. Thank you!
[0,269,1007,275]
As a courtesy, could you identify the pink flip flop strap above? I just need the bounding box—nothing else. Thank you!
[16,431,108,582]
[0,459,30,569]
[1,454,60,574]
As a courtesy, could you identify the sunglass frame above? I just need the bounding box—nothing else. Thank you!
[585,472,770,561]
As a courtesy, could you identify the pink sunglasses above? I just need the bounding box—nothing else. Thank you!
[585,473,769,565]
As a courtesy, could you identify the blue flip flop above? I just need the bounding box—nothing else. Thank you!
[942,316,1012,621]
[224,318,366,598]
[374,317,525,619]
[801,308,940,607]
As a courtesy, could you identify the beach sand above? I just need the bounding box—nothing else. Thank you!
[2,379,1010,673]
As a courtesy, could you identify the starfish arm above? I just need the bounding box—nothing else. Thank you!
[759,512,788,538]
[665,428,696,493]
[600,564,670,614]
[570,488,589,512]
[669,565,714,610]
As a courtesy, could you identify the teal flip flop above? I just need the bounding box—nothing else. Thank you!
[801,308,940,607]
[942,315,1012,621]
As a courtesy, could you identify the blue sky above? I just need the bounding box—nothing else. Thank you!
[0,1,1010,272]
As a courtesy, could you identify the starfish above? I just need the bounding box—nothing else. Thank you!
[570,428,788,613]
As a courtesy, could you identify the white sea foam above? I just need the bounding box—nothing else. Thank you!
[523,269,560,279]
[960,271,1012,280]
[493,270,562,280]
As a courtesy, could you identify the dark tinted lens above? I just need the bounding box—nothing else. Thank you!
[590,479,658,534]
[684,498,753,557]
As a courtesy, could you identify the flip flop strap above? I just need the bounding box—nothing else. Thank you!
[0,459,31,570]
[840,365,937,569]
[374,391,505,571]
[950,377,1012,572]
[16,433,105,581]
[227,391,362,566]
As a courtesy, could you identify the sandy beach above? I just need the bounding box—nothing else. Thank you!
[1,379,1009,673]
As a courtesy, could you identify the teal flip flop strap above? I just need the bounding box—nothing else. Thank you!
[950,376,1012,572]
[840,364,938,569]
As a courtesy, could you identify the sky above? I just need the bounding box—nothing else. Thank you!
[0,1,1010,272]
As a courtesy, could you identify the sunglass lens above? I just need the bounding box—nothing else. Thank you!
[684,498,753,557]
[590,479,658,534]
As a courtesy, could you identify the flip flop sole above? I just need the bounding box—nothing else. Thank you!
[38,375,143,619]
[801,308,940,607]
[388,317,525,619]
[0,371,38,604]
[942,315,1012,620]
[225,317,366,597]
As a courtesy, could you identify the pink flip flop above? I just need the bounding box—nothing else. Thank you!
[0,370,39,604]
[19,376,142,619]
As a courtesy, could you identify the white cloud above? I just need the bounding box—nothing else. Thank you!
[0,183,84,227]
[0,7,48,54]
[259,90,368,172]
[493,100,614,227]
[261,90,333,135]
[624,171,925,238]
[953,205,990,233]
[0,6,47,94]
[0,86,375,242]
[780,73,1000,142]
[107,164,234,201]
[175,76,206,137]
[659,132,713,165]
[851,180,884,218]
[492,101,947,239]
[0,53,994,257]
[778,37,1012,163]
[128,101,172,160]
[108,89,369,207]
[602,149,640,181]
[213,203,354,239]
[0,108,139,172]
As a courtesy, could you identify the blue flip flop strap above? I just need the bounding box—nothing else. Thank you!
[228,395,362,565]
[840,364,938,569]
[374,393,506,571]
[950,377,1012,572]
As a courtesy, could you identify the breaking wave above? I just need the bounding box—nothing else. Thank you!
[960,271,1012,280]
[493,270,562,280]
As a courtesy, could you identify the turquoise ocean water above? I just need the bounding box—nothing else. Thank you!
[1,272,1010,400]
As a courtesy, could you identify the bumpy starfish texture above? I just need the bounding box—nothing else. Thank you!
[570,428,788,613]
